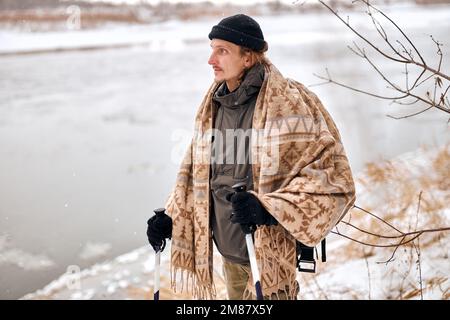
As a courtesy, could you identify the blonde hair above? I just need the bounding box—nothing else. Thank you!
[234,43,269,87]
[239,43,270,68]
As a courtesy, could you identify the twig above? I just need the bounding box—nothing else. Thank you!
[330,230,422,248]
[386,105,435,120]
[312,72,408,100]
[414,192,424,300]
[312,276,329,300]
[318,0,408,64]
[316,0,450,116]
[353,205,402,233]
[341,220,407,239]
[358,0,427,67]
[364,255,372,300]
[335,201,450,264]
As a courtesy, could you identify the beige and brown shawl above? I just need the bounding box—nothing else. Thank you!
[165,62,356,299]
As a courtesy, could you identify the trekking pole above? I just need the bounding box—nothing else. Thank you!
[232,182,264,300]
[152,208,166,301]
[154,246,161,301]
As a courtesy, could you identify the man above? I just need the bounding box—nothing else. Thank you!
[147,14,355,300]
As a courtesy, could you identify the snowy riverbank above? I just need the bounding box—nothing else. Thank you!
[22,144,450,300]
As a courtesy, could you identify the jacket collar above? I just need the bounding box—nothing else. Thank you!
[213,63,265,108]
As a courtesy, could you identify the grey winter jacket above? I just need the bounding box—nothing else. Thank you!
[210,63,265,264]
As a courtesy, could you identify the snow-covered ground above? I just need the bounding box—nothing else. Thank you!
[20,243,227,299]
[298,144,450,300]
[22,144,450,300]
[1,3,449,299]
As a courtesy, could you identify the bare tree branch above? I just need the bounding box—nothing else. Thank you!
[312,71,410,101]
[331,229,423,248]
[390,97,420,107]
[318,0,408,64]
[386,105,435,120]
[414,191,424,300]
[333,200,450,264]
[315,0,450,116]
[358,0,427,67]
[353,204,402,233]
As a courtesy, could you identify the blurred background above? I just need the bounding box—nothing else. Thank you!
[0,0,449,299]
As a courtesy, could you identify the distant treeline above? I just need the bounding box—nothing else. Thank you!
[1,0,449,11]
[0,0,448,31]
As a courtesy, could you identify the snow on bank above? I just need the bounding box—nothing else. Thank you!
[23,144,450,300]
[79,242,112,260]
[0,234,56,271]
[298,144,450,300]
[22,243,228,300]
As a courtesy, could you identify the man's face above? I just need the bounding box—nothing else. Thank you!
[208,39,249,85]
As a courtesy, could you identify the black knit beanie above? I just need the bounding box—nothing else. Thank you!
[208,14,267,52]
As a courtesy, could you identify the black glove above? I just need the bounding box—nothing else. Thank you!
[147,212,172,252]
[227,191,278,234]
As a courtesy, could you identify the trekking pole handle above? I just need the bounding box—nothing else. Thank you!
[152,208,167,253]
[232,182,247,193]
[154,207,166,217]
[231,182,256,234]
[231,182,263,300]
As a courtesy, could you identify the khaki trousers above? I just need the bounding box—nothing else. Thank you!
[221,257,298,300]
